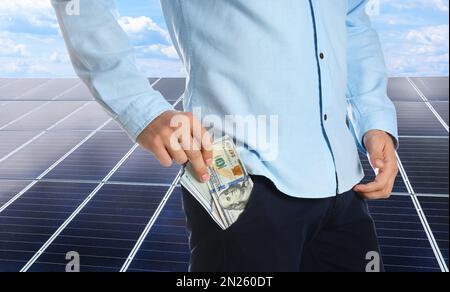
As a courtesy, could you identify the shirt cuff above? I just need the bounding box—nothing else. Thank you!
[114,92,174,142]
[353,111,399,155]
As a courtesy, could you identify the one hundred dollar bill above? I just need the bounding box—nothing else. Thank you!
[180,136,254,230]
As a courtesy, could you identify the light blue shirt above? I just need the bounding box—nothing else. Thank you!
[52,0,398,198]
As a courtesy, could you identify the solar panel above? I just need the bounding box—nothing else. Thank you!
[0,79,50,100]
[431,102,449,125]
[43,132,133,182]
[418,196,449,266]
[0,77,448,273]
[0,181,97,272]
[0,131,89,180]
[110,147,181,185]
[18,79,80,101]
[2,101,86,131]
[54,78,160,102]
[388,78,422,102]
[394,101,448,136]
[153,78,186,102]
[410,77,449,102]
[0,131,40,159]
[0,180,32,208]
[368,195,442,272]
[0,102,45,128]
[398,137,449,195]
[126,188,190,272]
[55,83,93,101]
[27,184,170,272]
[0,79,17,88]
[50,102,110,131]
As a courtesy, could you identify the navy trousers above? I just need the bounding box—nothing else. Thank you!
[182,175,384,272]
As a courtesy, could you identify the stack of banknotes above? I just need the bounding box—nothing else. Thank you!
[180,136,254,230]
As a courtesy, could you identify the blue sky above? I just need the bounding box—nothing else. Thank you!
[0,0,448,77]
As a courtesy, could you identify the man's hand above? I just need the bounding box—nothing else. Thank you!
[353,130,399,200]
[137,111,213,183]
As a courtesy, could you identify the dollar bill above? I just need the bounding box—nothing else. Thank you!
[180,136,254,230]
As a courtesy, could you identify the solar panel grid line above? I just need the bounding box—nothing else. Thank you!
[0,79,19,90]
[0,119,112,214]
[407,77,449,133]
[399,136,449,139]
[120,170,183,272]
[20,144,140,272]
[0,102,93,164]
[0,81,53,108]
[0,81,50,108]
[172,93,185,108]
[0,102,52,131]
[396,152,449,272]
[49,82,83,101]
[22,178,173,188]
[416,193,449,198]
[13,80,53,100]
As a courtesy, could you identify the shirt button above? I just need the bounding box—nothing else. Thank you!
[319,53,325,60]
[324,114,328,121]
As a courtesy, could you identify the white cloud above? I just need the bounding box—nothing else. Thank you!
[380,24,449,76]
[0,35,28,56]
[0,0,57,30]
[382,0,449,12]
[118,16,171,42]
[406,25,449,47]
[140,44,178,59]
[118,16,179,61]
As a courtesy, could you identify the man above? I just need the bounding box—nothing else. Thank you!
[52,0,399,272]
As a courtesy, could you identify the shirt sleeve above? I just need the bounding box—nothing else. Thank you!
[51,0,173,141]
[346,0,399,154]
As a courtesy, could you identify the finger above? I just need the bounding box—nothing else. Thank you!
[181,135,210,182]
[359,189,392,200]
[369,152,385,170]
[201,130,214,166]
[162,129,188,165]
[354,170,390,193]
[149,138,173,167]
[164,138,188,165]
[191,117,213,165]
